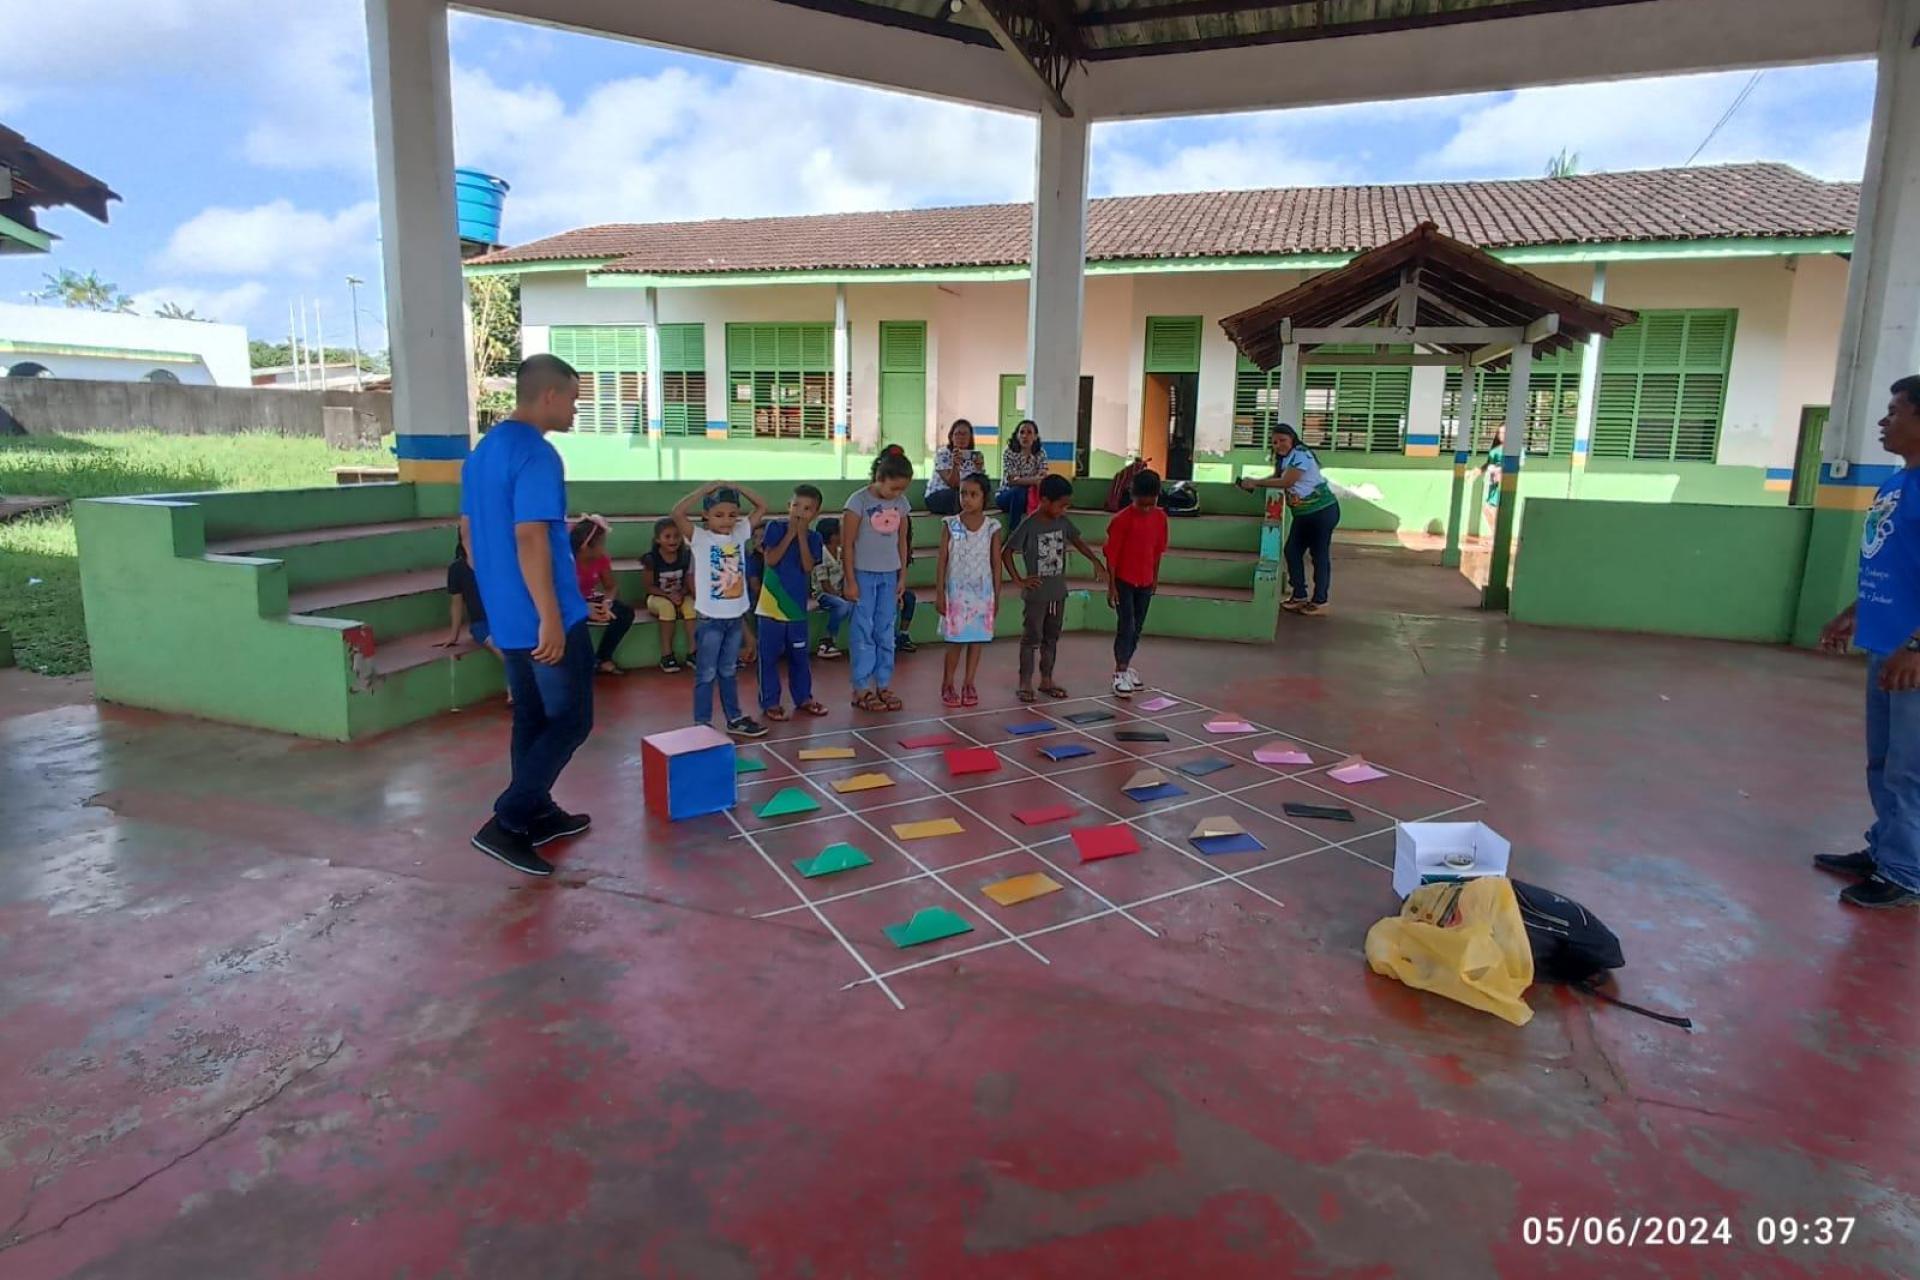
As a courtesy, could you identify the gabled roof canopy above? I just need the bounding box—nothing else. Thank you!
[1219,222,1638,370]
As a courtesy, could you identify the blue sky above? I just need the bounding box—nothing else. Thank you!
[3,2,1877,353]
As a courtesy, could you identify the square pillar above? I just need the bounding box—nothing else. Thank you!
[1442,361,1478,568]
[1794,0,1920,644]
[1483,345,1530,610]
[367,0,470,484]
[1570,262,1608,495]
[1026,114,1089,471]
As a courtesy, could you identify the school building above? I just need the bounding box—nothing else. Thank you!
[468,161,1858,533]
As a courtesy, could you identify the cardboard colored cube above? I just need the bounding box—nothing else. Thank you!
[643,725,737,821]
[1393,821,1511,899]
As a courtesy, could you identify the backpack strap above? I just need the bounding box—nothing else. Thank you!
[1577,979,1694,1030]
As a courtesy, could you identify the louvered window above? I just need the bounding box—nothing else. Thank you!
[1590,310,1736,462]
[1443,346,1583,457]
[726,323,834,440]
[550,326,644,434]
[657,323,705,437]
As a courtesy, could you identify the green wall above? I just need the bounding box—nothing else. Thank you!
[1793,506,1866,648]
[1511,499,1811,643]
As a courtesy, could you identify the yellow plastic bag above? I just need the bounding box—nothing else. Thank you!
[1365,876,1535,1026]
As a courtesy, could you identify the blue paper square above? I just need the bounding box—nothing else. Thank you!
[1123,783,1187,803]
[1040,743,1094,761]
[1192,832,1265,855]
[1006,720,1055,736]
[1176,757,1235,778]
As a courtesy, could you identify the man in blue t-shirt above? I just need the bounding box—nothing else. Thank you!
[462,354,596,877]
[1818,375,1920,909]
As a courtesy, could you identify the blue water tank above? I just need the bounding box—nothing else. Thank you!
[455,168,510,246]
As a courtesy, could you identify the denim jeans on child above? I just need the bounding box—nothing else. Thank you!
[757,617,813,711]
[496,621,596,832]
[693,615,746,724]
[1864,655,1920,892]
[850,569,899,690]
[818,593,853,645]
[1112,582,1154,667]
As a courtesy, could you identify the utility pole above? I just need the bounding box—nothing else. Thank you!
[345,275,365,391]
[314,300,326,391]
[288,300,300,388]
[298,296,312,389]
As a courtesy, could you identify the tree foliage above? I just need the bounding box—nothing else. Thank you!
[31,268,134,312]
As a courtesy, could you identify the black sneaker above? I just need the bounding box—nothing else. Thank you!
[660,655,682,674]
[471,819,554,877]
[815,641,843,660]
[529,807,591,847]
[897,635,918,653]
[1840,875,1920,909]
[1814,849,1876,877]
[727,716,769,739]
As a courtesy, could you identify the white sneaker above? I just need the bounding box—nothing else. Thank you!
[1112,671,1133,698]
[1123,667,1145,692]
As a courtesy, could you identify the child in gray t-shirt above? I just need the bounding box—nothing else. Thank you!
[1001,473,1106,701]
[841,450,916,711]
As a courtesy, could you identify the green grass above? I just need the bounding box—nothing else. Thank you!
[0,432,392,676]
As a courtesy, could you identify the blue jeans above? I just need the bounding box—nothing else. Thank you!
[496,621,596,832]
[1865,656,1920,892]
[1284,502,1341,604]
[995,485,1028,526]
[693,615,745,725]
[758,617,813,711]
[818,593,853,644]
[850,569,898,691]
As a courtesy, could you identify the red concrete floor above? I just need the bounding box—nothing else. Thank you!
[3,549,1918,1279]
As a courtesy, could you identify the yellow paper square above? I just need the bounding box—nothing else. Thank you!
[981,872,1064,907]
[893,817,964,840]
[1190,815,1245,840]
[798,747,857,761]
[831,772,895,794]
[1124,767,1168,792]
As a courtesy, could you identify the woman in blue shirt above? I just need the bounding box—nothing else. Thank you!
[1236,423,1341,614]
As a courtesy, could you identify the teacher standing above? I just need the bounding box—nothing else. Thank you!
[924,419,985,516]
[1237,422,1341,616]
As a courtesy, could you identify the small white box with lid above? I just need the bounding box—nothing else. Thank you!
[1393,822,1511,899]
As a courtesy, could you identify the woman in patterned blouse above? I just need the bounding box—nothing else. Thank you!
[996,419,1049,526]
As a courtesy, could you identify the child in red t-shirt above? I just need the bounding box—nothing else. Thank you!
[569,515,631,675]
[1102,468,1169,698]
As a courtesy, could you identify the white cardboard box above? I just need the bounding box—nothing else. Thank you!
[1393,821,1511,899]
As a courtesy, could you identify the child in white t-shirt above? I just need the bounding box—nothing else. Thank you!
[671,479,770,738]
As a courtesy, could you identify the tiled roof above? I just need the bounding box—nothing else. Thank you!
[471,163,1858,275]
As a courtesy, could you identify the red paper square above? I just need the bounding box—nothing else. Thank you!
[1013,803,1078,826]
[945,747,1001,776]
[1072,824,1140,863]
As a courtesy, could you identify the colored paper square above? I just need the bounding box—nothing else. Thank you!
[1115,729,1170,743]
[1014,803,1078,826]
[1190,815,1245,839]
[1176,756,1234,778]
[1123,783,1187,803]
[735,755,769,775]
[1039,743,1094,762]
[1065,711,1115,725]
[883,906,974,948]
[1005,720,1054,736]
[1136,696,1178,712]
[798,746,857,761]
[792,842,874,877]
[1073,825,1140,863]
[1205,719,1258,735]
[1192,833,1265,856]
[1123,767,1169,791]
[756,787,820,819]
[901,733,955,749]
[945,747,1001,776]
[981,872,1064,907]
[1255,746,1313,766]
[831,772,895,794]
[893,817,965,840]
[1330,757,1389,784]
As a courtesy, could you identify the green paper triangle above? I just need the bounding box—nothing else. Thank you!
[883,906,974,949]
[756,787,820,819]
[793,842,873,878]
[735,755,768,775]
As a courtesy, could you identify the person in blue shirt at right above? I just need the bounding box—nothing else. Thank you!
[461,354,599,879]
[1818,374,1920,909]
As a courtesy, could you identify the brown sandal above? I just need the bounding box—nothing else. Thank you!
[1040,684,1069,700]
[1017,688,1038,703]
[765,705,789,722]
[796,700,829,717]
[876,689,904,712]
[853,690,885,712]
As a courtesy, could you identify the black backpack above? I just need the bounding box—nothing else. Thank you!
[1158,481,1200,516]
[1512,880,1692,1029]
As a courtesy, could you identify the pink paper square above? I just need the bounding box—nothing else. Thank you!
[1136,696,1178,712]
[1255,746,1312,766]
[1205,719,1257,735]
[1329,762,1389,784]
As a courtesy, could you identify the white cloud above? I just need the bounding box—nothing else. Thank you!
[131,281,270,325]
[159,200,377,277]
[1094,132,1351,197]
[451,63,1034,238]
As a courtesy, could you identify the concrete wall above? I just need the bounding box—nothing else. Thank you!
[0,301,252,386]
[0,377,394,445]
[518,251,1851,486]
[1511,498,1812,642]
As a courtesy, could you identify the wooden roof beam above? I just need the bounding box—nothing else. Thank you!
[973,0,1082,116]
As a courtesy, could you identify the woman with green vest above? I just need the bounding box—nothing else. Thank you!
[1236,423,1341,615]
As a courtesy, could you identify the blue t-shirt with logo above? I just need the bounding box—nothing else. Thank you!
[459,420,588,650]
[1856,468,1920,656]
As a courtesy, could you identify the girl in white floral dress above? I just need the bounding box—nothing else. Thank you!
[936,473,1002,707]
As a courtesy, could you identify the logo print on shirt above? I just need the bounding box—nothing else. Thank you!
[1864,490,1900,559]
[1037,530,1066,578]
[710,543,743,599]
[868,506,903,536]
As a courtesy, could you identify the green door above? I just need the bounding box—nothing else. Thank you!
[999,373,1026,441]
[878,321,927,456]
[1790,405,1828,506]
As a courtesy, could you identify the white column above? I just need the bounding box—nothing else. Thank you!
[1277,342,1302,431]
[367,0,469,480]
[833,284,850,443]
[1026,113,1089,464]
[643,286,664,437]
[1571,261,1608,494]
[1826,0,1920,476]
[1407,364,1445,455]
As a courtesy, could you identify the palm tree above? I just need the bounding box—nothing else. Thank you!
[152,301,210,322]
[1544,148,1581,179]
[31,268,135,313]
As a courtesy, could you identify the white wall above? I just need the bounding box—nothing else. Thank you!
[0,301,250,387]
[516,253,1846,471]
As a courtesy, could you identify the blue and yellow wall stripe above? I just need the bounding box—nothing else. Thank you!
[1763,467,1792,494]
[1814,462,1895,510]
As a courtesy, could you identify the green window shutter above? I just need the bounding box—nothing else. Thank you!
[1232,353,1279,451]
[880,320,926,372]
[724,323,834,440]
[878,322,928,453]
[1144,316,1203,373]
[1301,345,1409,453]
[1591,309,1735,462]
[549,325,645,434]
[657,323,705,437]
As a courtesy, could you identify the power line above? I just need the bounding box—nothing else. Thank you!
[1685,71,1765,166]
